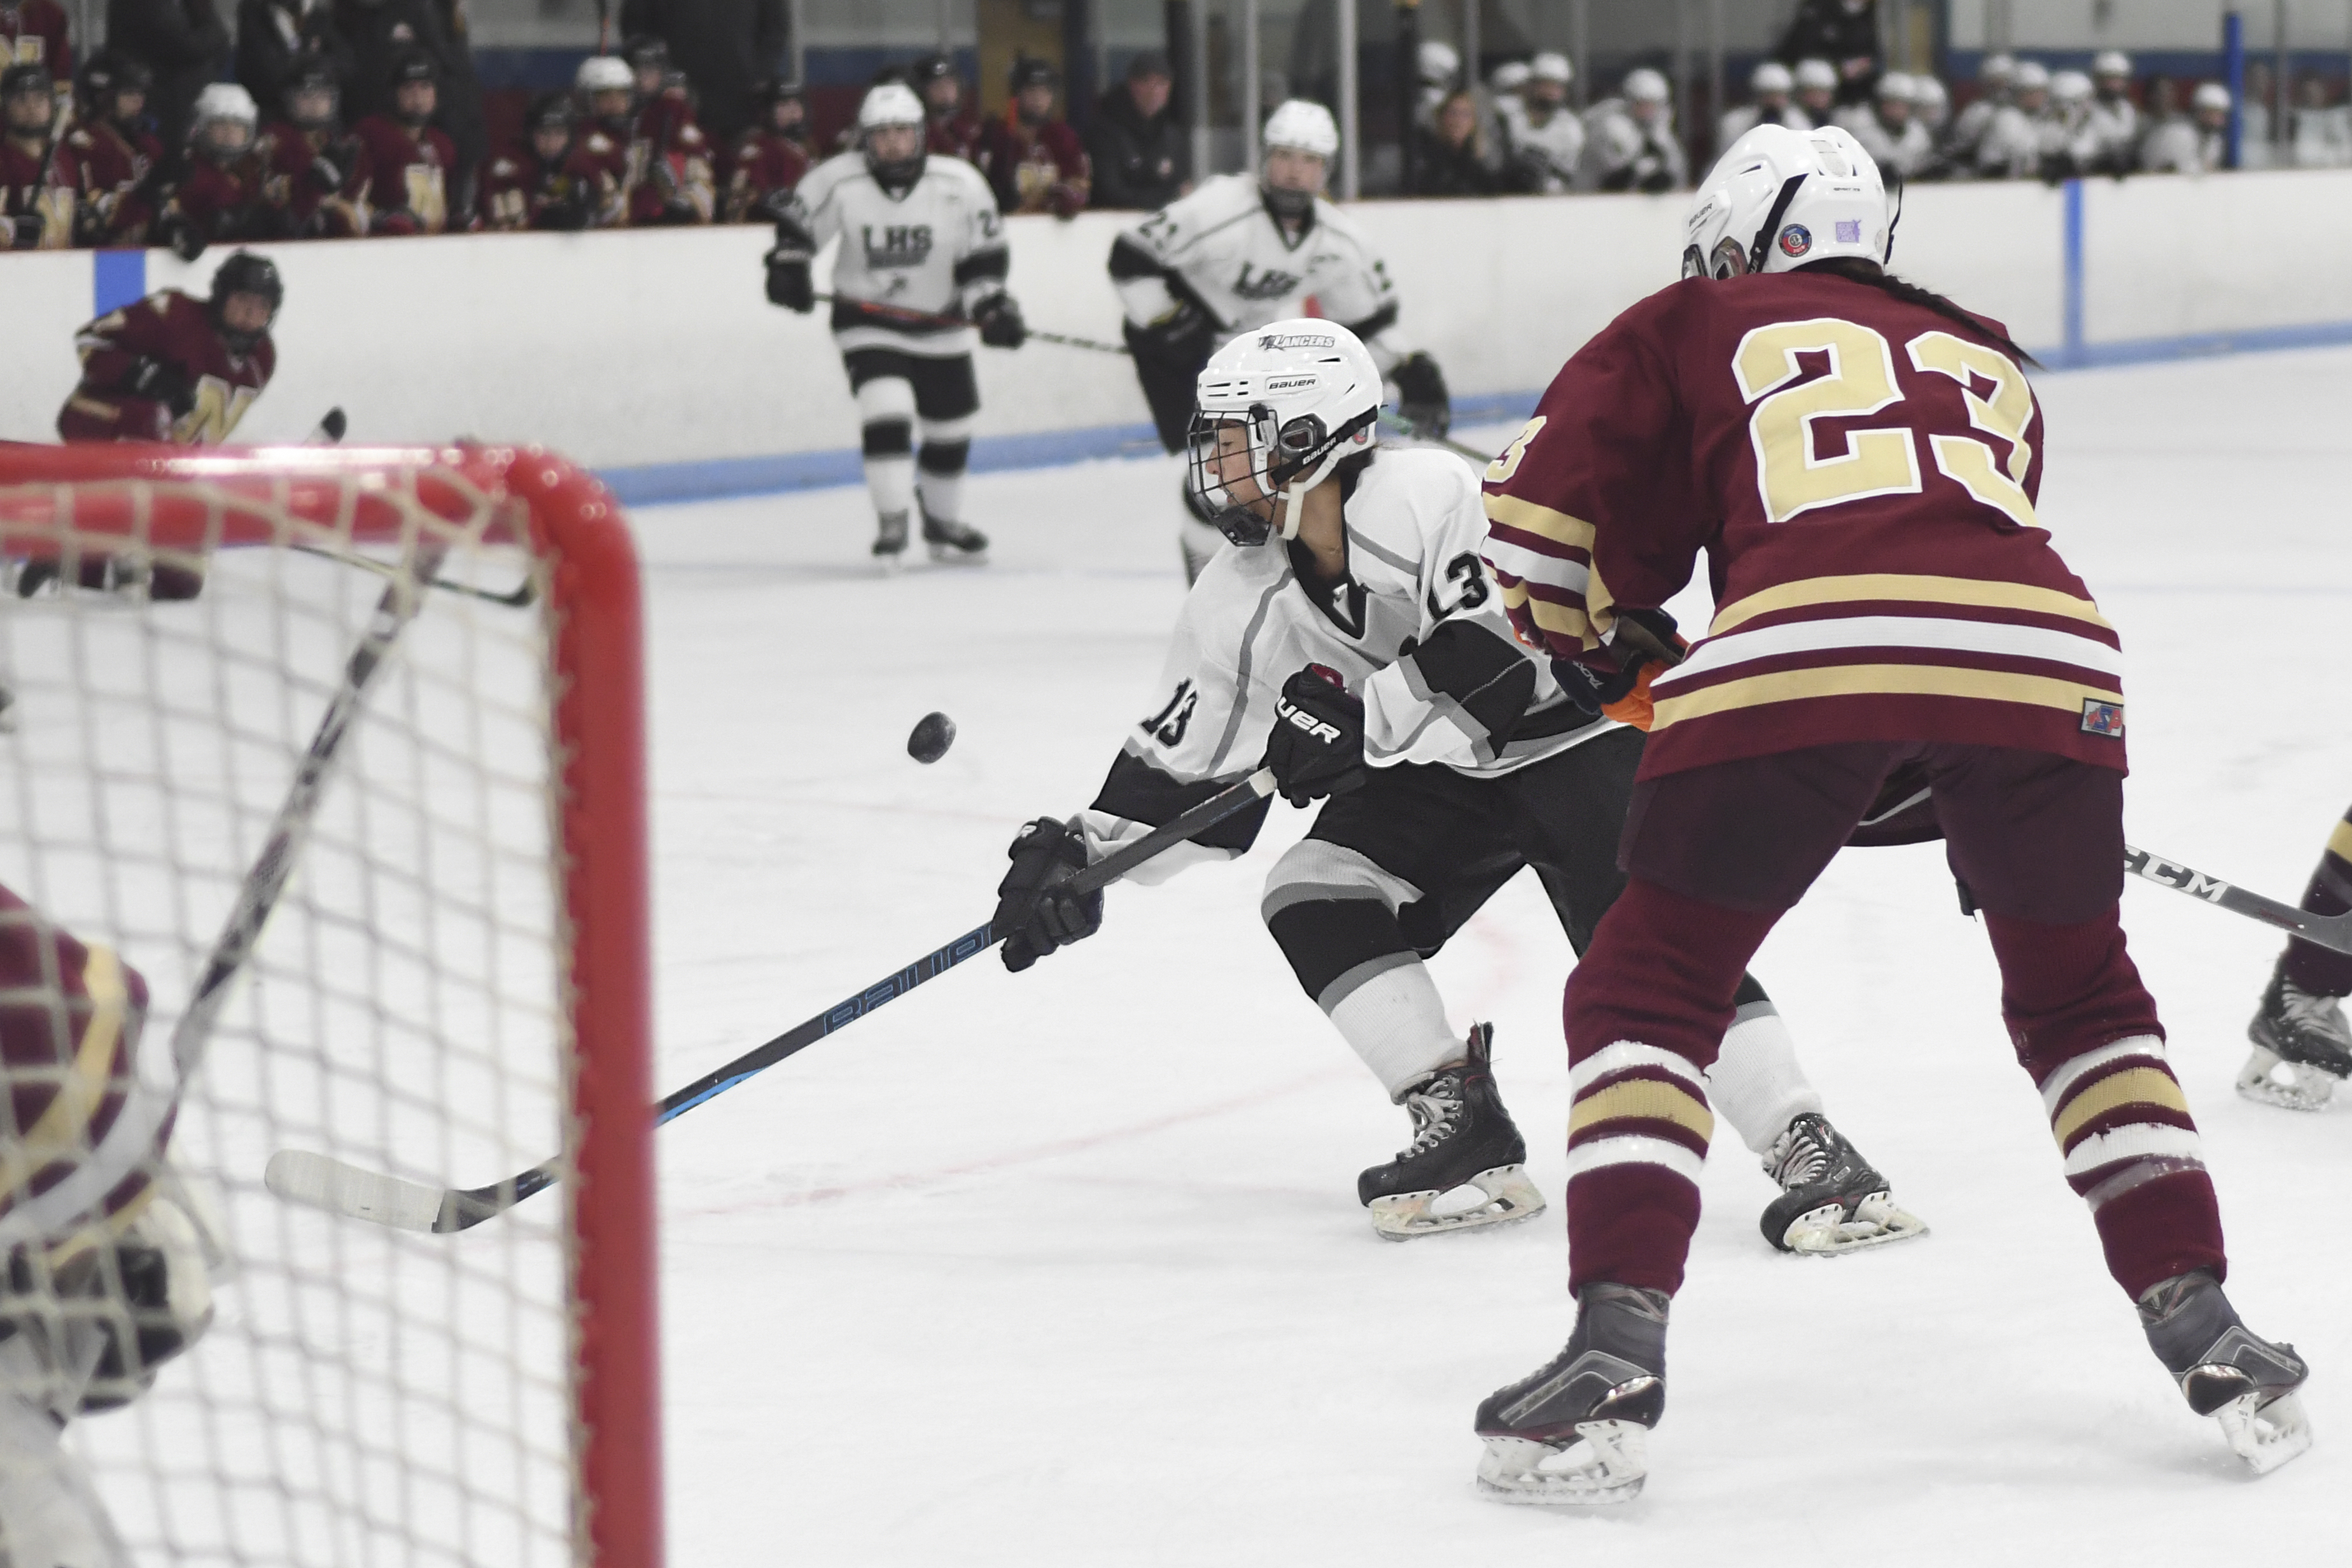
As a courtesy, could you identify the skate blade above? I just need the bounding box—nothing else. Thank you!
[1783,1193,1929,1256]
[2235,1046,2337,1112]
[925,543,989,565]
[1369,1165,1545,1242]
[1474,1422,1648,1506]
[873,552,906,577]
[2217,1390,2313,1476]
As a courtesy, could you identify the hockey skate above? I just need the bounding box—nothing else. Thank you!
[1759,1112,1926,1255]
[2138,1270,2313,1476]
[1474,1282,1668,1506]
[871,510,910,570]
[1358,1023,1544,1241]
[2239,959,2352,1111]
[921,510,988,564]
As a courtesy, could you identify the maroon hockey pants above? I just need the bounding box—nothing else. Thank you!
[1560,741,2226,1301]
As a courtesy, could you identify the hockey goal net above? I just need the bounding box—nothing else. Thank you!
[0,444,660,1567]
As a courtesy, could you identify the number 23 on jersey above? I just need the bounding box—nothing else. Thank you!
[1733,318,2040,531]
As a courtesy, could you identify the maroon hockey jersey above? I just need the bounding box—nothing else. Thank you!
[976,109,1088,216]
[53,117,161,245]
[625,90,713,225]
[162,148,277,245]
[0,0,71,76]
[351,113,455,235]
[477,138,607,230]
[1482,269,2125,780]
[0,129,68,247]
[261,121,365,237]
[59,287,274,444]
[722,125,806,221]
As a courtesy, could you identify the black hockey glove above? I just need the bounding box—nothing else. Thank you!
[764,214,816,312]
[1133,297,1213,361]
[972,291,1027,349]
[1549,606,1684,720]
[8,213,43,249]
[1390,352,1452,440]
[1263,666,1367,807]
[994,816,1104,973]
[127,358,197,418]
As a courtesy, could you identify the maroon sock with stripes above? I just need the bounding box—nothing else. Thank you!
[1982,907,2225,1297]
[1562,878,1777,1297]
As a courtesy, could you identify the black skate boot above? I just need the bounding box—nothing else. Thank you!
[1357,1023,1544,1241]
[921,509,988,564]
[2137,1270,2311,1474]
[871,510,909,567]
[2241,958,2352,1112]
[1759,1111,1926,1254]
[1474,1282,1668,1506]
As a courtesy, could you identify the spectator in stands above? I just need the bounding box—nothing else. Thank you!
[349,46,457,233]
[333,0,479,180]
[1578,67,1684,192]
[1,61,70,248]
[2290,74,2351,167]
[236,0,350,120]
[620,33,713,223]
[617,0,782,142]
[2239,61,2274,167]
[1974,59,2047,178]
[913,52,979,161]
[479,90,599,230]
[2141,81,2230,174]
[106,0,228,150]
[977,56,1088,218]
[1409,87,1498,196]
[1087,49,1186,209]
[158,81,275,256]
[2085,48,2139,169]
[1719,60,1804,146]
[724,78,806,221]
[57,52,163,246]
[0,0,73,77]
[1791,57,1838,125]
[261,49,365,236]
[1836,70,1929,178]
[1779,0,1879,104]
[1943,51,2013,172]
[1501,51,1580,193]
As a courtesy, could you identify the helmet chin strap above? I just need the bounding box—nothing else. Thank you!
[1275,477,1311,541]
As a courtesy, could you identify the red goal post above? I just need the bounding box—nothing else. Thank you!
[0,444,661,1568]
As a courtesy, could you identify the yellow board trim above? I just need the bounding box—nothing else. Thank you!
[1651,662,2123,732]
[0,944,129,1208]
[1483,492,1597,550]
[1569,1078,1715,1142]
[2327,818,2352,864]
[1711,574,2111,636]
[2052,1067,2191,1149]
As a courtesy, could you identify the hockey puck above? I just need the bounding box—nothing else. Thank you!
[907,711,956,764]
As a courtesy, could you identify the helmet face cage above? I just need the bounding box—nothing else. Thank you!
[1185,403,1360,549]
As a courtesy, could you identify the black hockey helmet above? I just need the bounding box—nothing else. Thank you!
[526,89,576,135]
[284,50,342,127]
[1008,55,1058,93]
[910,53,956,88]
[622,34,669,73]
[79,51,151,120]
[388,48,438,89]
[750,77,803,109]
[209,250,284,349]
[1,62,55,135]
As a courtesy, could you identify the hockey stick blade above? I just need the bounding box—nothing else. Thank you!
[270,767,1278,1232]
[2125,845,2352,956]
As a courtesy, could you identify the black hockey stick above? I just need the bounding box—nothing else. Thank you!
[1377,409,1496,466]
[811,293,1131,354]
[2124,845,2352,956]
[293,543,538,608]
[265,766,1280,1232]
[305,407,348,445]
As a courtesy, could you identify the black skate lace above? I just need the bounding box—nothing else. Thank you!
[2278,977,2352,1042]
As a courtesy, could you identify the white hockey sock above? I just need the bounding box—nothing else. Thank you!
[916,465,965,526]
[1325,960,1462,1101]
[862,452,916,522]
[1706,1002,1825,1155]
[855,375,919,524]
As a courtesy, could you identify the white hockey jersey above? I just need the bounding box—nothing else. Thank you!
[1832,103,1933,178]
[1499,99,1586,192]
[785,151,1009,358]
[1110,173,1408,367]
[1080,447,1616,883]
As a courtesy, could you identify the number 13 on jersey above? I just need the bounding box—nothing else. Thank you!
[1733,318,2040,530]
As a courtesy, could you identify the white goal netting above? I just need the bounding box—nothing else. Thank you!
[0,456,648,1568]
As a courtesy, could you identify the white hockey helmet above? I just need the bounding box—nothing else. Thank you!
[192,81,258,132]
[2092,50,2132,82]
[2050,69,2092,107]
[2012,60,2050,94]
[1751,60,1795,95]
[1418,40,1460,87]
[2192,81,2232,113]
[1683,123,1890,282]
[1263,97,1340,159]
[1186,319,1381,548]
[1912,76,1950,117]
[1529,52,1572,86]
[575,53,632,94]
[1980,52,2018,87]
[858,81,927,131]
[1875,71,1915,103]
[1623,67,1670,104]
[1793,58,1838,93]
[1490,60,1532,94]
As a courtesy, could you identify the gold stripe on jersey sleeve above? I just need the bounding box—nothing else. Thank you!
[0,943,128,1207]
[1710,574,2111,636]
[2328,818,2352,864]
[1483,493,1597,551]
[1569,1078,1716,1142]
[2050,1067,2191,1149]
[1497,580,1597,647]
[1649,664,2125,732]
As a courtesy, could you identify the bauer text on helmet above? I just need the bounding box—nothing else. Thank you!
[1682,124,1890,283]
[1186,319,1380,550]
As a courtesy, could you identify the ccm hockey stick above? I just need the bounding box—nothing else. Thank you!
[2125,845,2352,956]
[266,766,1282,1233]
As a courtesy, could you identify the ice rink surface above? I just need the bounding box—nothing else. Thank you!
[631,346,2352,1565]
